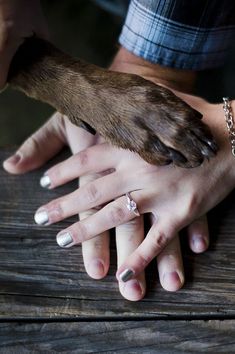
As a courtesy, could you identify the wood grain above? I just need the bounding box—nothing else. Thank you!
[0,148,234,319]
[0,320,234,353]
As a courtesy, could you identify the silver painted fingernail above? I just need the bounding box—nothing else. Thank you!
[34,211,49,225]
[119,269,134,282]
[40,175,51,188]
[56,232,73,248]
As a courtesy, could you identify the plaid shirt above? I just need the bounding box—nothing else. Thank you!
[119,0,235,70]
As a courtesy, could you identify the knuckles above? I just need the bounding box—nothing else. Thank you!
[77,150,89,167]
[109,204,127,225]
[150,231,170,253]
[45,200,65,223]
[135,250,153,268]
[74,222,89,243]
[85,182,101,204]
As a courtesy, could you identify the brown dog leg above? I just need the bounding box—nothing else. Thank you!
[7,37,217,167]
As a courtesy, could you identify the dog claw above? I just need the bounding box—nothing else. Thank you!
[206,139,218,153]
[168,148,188,164]
[201,145,216,158]
[79,120,96,135]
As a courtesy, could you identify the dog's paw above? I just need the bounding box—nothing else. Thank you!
[94,74,217,168]
[7,37,217,168]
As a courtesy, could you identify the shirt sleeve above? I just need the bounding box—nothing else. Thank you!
[119,0,235,70]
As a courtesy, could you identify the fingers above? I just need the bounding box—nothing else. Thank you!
[81,220,110,280]
[116,219,178,282]
[65,119,110,279]
[187,214,209,253]
[116,216,146,301]
[156,214,209,292]
[34,172,130,225]
[55,193,146,248]
[80,174,110,280]
[41,143,118,189]
[3,112,67,174]
[115,214,209,284]
[157,235,184,292]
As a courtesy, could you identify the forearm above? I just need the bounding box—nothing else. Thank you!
[119,0,235,72]
[110,47,197,93]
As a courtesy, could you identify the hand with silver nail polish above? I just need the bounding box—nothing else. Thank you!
[31,96,235,290]
[3,106,212,301]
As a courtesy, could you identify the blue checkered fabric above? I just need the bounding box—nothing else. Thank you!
[119,0,235,70]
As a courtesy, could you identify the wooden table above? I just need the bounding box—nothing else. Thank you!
[0,148,234,353]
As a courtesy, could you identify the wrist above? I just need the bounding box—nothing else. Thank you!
[110,47,197,93]
[184,95,235,187]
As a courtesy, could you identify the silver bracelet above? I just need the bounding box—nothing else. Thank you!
[222,97,235,157]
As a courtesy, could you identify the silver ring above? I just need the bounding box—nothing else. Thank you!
[125,192,140,216]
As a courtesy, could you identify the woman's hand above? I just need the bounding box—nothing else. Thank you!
[23,96,235,284]
[0,0,48,89]
[3,110,210,301]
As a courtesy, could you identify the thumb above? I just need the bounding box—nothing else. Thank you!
[3,112,67,174]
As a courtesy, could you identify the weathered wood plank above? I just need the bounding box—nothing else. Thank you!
[0,320,234,353]
[0,148,234,318]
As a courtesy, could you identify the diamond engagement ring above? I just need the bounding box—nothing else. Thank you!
[125,192,140,216]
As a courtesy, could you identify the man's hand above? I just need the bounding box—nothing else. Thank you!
[0,0,48,89]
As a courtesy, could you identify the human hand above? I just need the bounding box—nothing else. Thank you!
[3,111,210,301]
[26,96,235,286]
[0,0,48,89]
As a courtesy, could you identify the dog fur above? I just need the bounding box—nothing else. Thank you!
[7,37,217,167]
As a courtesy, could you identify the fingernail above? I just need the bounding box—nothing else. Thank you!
[56,232,73,248]
[4,153,21,165]
[87,259,105,279]
[163,271,183,291]
[192,235,207,252]
[40,175,51,188]
[123,279,144,297]
[119,268,134,282]
[34,211,49,225]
